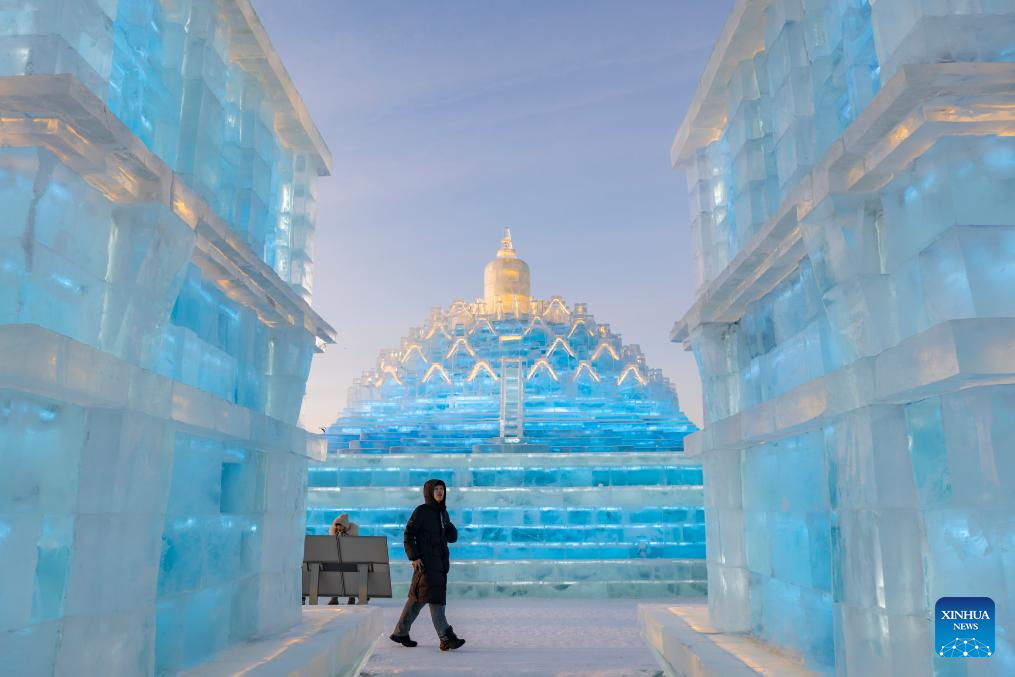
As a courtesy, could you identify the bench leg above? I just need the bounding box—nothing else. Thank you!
[308,563,321,606]
[357,564,369,605]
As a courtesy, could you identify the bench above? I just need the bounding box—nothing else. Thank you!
[302,535,392,605]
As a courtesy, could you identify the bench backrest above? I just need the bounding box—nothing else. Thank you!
[302,535,392,599]
[304,535,389,564]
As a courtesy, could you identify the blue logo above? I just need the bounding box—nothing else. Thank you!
[935,597,994,658]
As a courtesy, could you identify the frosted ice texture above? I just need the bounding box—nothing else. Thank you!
[0,1,326,675]
[688,0,882,293]
[312,301,703,596]
[106,0,321,301]
[0,0,320,302]
[678,1,1015,675]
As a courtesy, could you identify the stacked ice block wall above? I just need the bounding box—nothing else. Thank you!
[0,1,334,674]
[671,0,1015,674]
[312,299,705,596]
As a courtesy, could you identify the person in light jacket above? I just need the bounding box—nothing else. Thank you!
[328,514,360,605]
[389,479,465,651]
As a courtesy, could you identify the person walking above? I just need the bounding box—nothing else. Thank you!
[389,479,466,651]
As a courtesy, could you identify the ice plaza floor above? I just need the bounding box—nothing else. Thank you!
[350,597,820,677]
[358,597,664,677]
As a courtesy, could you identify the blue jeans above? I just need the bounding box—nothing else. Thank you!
[393,598,450,640]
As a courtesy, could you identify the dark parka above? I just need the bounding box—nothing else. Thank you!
[404,479,458,605]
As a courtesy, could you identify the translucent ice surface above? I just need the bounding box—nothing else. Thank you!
[672,1,1015,674]
[309,451,706,595]
[0,1,331,675]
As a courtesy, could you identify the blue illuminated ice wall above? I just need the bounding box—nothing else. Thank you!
[0,1,333,674]
[672,0,1015,674]
[312,296,705,596]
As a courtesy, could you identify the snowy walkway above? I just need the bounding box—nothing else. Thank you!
[360,598,666,676]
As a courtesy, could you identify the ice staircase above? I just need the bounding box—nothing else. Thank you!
[498,358,524,440]
[307,451,706,597]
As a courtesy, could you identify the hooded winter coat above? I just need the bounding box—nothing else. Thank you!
[404,479,458,605]
[328,513,360,536]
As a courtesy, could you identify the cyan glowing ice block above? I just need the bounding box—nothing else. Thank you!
[671,1,1015,673]
[0,1,334,674]
[309,450,705,596]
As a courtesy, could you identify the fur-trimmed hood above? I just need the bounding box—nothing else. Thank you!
[328,513,359,536]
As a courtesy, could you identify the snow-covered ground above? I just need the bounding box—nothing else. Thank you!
[359,597,668,676]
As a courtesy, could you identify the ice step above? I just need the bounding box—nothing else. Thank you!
[309,465,702,488]
[389,558,706,583]
[396,579,708,598]
[305,523,705,544]
[315,451,701,469]
[307,505,705,527]
[307,485,703,508]
[379,559,708,598]
[306,540,705,560]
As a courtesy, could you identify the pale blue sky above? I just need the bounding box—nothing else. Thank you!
[251,0,735,430]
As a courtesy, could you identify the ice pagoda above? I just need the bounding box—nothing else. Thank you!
[308,231,705,596]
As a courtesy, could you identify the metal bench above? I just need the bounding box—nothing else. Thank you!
[302,535,392,605]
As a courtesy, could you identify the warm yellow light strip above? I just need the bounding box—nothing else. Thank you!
[469,318,498,336]
[400,344,428,365]
[543,298,571,319]
[546,337,576,358]
[568,318,594,338]
[526,358,559,382]
[375,364,403,386]
[466,361,498,382]
[618,364,648,386]
[591,342,620,361]
[446,337,477,359]
[523,316,552,337]
[424,321,451,340]
[573,361,601,383]
[422,363,451,384]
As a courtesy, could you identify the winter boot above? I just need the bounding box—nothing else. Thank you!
[389,634,417,648]
[440,627,465,651]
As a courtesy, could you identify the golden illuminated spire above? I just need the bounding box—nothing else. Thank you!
[484,228,531,313]
[497,228,517,258]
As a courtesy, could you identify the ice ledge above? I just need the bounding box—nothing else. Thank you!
[693,318,1015,454]
[224,0,333,175]
[0,74,336,347]
[670,0,764,166]
[639,601,819,677]
[671,63,1015,343]
[0,324,327,461]
[178,607,382,677]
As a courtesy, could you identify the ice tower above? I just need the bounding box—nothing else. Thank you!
[0,1,380,675]
[310,231,704,596]
[641,1,1015,676]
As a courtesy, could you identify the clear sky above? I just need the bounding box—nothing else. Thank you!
[251,0,735,431]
